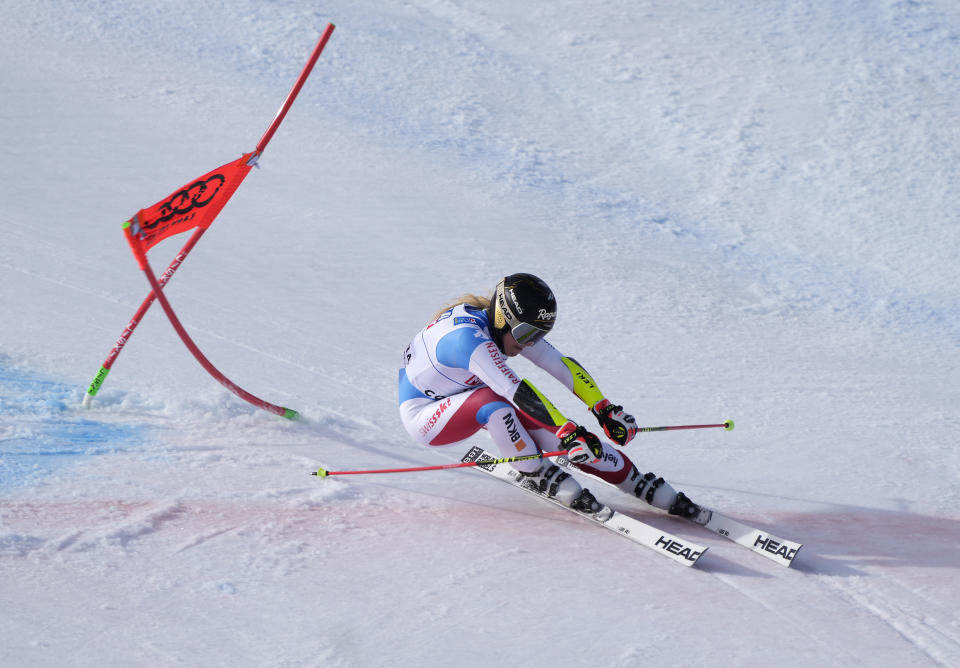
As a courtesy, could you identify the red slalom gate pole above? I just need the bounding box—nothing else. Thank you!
[83,227,207,406]
[137,248,299,419]
[83,24,336,409]
[256,23,336,154]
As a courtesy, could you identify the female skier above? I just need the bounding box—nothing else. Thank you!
[399,273,708,521]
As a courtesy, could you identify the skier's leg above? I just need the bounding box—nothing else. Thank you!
[399,387,586,506]
[520,413,706,521]
[513,417,605,511]
[482,400,589,507]
[609,463,710,524]
[400,386,514,448]
[522,415,637,489]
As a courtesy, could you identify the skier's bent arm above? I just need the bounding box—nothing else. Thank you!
[522,339,639,446]
[521,340,606,407]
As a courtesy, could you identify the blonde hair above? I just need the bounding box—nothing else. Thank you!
[431,293,490,321]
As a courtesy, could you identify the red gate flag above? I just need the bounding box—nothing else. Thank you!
[82,23,336,415]
[119,149,298,420]
[124,151,257,260]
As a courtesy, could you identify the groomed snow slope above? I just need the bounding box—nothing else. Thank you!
[1,1,958,666]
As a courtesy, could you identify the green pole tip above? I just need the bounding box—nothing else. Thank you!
[314,468,329,478]
[724,419,735,431]
[283,408,300,420]
[121,220,132,229]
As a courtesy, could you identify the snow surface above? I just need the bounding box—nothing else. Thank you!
[2,0,959,665]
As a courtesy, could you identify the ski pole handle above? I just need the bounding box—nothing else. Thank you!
[313,449,568,478]
[638,419,734,433]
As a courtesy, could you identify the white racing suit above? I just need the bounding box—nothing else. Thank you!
[397,304,635,487]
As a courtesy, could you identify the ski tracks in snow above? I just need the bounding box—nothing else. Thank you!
[1,499,186,557]
[800,509,960,666]
[708,569,866,666]
[700,508,960,667]
[819,571,960,667]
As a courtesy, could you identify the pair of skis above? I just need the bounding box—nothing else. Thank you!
[460,446,802,569]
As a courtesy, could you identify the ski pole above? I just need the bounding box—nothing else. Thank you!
[638,419,734,433]
[312,449,569,478]
[313,420,734,477]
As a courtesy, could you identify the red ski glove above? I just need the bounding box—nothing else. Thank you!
[591,399,639,446]
[557,421,604,465]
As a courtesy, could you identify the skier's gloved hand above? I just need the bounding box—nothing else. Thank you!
[557,421,604,465]
[591,399,639,446]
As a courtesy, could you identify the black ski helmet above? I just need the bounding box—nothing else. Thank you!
[487,273,557,351]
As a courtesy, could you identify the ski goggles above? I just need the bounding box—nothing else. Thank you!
[511,321,550,345]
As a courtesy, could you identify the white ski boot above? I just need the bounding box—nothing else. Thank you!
[618,467,712,524]
[668,491,713,526]
[521,463,603,514]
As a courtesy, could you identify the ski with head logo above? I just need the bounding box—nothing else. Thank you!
[695,509,802,567]
[552,455,802,568]
[461,447,707,567]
